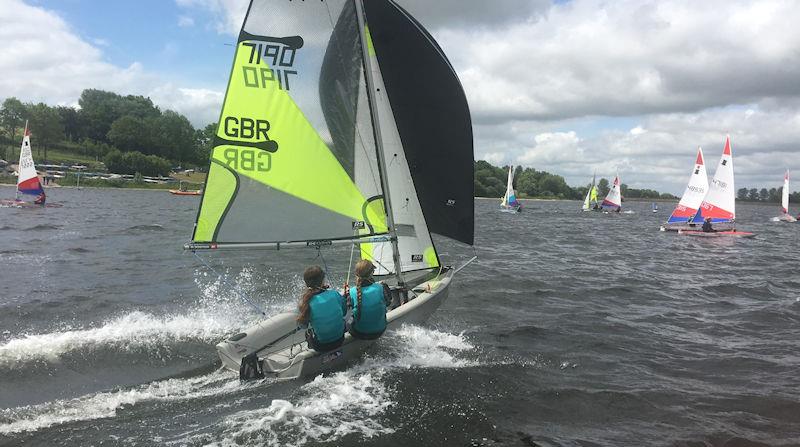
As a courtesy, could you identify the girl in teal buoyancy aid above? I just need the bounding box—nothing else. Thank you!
[348,260,389,340]
[297,266,346,352]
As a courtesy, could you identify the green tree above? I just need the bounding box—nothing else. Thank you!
[768,187,779,203]
[737,188,748,201]
[193,122,217,167]
[56,106,82,141]
[107,115,149,152]
[27,103,64,162]
[759,188,769,202]
[597,178,610,198]
[748,188,758,201]
[0,97,26,141]
[155,110,196,163]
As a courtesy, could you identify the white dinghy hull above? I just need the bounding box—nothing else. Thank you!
[217,270,453,379]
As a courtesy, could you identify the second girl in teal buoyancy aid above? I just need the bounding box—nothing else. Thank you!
[297,265,346,352]
[348,260,389,340]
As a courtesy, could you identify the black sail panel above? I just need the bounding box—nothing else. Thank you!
[364,0,474,246]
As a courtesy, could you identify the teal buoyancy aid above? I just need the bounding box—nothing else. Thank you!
[349,282,387,336]
[309,289,346,344]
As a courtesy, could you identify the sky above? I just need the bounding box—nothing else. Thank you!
[1,0,799,194]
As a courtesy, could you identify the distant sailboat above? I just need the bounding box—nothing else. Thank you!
[677,137,754,237]
[652,203,658,213]
[581,173,599,212]
[1,122,46,207]
[601,174,623,212]
[773,170,797,222]
[660,147,708,231]
[500,166,521,213]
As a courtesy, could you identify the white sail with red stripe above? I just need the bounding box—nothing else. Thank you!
[666,147,708,224]
[601,174,622,210]
[698,136,734,223]
[16,122,46,204]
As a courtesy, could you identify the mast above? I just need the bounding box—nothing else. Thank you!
[354,0,404,285]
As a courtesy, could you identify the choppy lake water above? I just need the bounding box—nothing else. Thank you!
[1,186,799,446]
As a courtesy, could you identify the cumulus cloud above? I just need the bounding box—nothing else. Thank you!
[0,0,221,126]
[177,15,195,28]
[436,0,800,123]
[175,0,248,34]
[1,0,799,193]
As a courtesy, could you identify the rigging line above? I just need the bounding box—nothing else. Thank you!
[346,238,356,286]
[191,251,266,316]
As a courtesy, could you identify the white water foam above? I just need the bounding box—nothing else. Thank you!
[185,325,477,447]
[0,267,293,369]
[0,369,241,435]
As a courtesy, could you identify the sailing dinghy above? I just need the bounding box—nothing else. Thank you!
[601,175,623,212]
[772,171,796,222]
[677,137,754,237]
[581,174,599,211]
[185,0,474,380]
[660,147,708,231]
[1,122,46,207]
[500,166,521,213]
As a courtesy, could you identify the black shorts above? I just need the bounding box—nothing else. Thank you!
[348,327,385,340]
[305,329,344,352]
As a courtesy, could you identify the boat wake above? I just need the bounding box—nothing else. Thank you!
[0,267,292,371]
[177,326,478,447]
[0,369,242,436]
[0,310,234,370]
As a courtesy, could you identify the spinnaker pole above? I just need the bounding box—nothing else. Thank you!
[354,0,404,286]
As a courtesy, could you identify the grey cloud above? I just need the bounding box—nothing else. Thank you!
[394,0,550,29]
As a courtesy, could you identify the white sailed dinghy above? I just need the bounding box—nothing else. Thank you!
[185,0,474,380]
[601,174,623,213]
[660,147,708,232]
[581,173,599,212]
[1,122,47,207]
[773,171,796,222]
[500,166,521,213]
[678,136,754,237]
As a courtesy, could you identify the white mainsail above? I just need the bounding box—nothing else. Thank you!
[601,174,622,210]
[699,136,735,223]
[582,174,597,211]
[666,147,708,224]
[359,25,439,276]
[782,170,790,215]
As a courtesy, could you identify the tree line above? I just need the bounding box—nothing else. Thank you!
[475,160,677,200]
[737,187,800,204]
[0,90,215,176]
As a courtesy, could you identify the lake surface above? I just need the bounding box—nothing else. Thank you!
[1,186,799,446]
